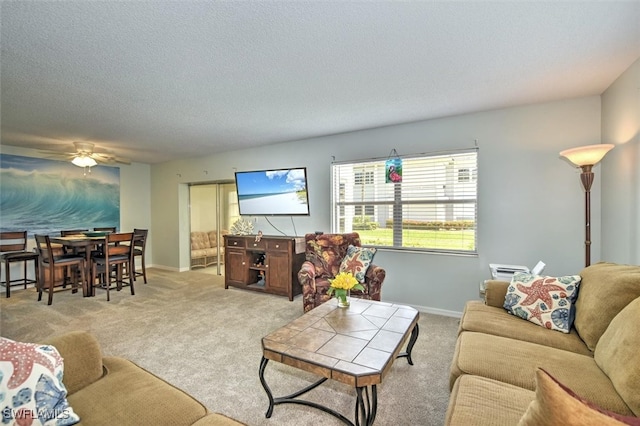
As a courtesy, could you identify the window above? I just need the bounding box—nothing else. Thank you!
[354,170,374,185]
[457,168,477,182]
[354,205,375,216]
[331,149,478,254]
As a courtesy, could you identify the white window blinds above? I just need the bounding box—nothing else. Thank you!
[331,149,478,254]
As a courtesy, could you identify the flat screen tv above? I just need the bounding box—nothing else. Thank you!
[235,167,310,216]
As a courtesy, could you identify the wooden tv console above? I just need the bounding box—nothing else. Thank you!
[223,235,305,301]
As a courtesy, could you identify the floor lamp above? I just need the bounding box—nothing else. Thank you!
[559,144,614,267]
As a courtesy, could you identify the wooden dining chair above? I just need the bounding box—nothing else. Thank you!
[0,231,39,298]
[60,229,91,253]
[35,234,86,305]
[91,227,115,256]
[91,232,135,301]
[132,229,148,284]
[94,227,116,232]
[60,229,89,237]
[59,229,90,286]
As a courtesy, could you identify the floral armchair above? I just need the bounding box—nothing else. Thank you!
[298,232,385,312]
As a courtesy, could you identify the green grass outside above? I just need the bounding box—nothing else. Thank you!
[355,228,476,251]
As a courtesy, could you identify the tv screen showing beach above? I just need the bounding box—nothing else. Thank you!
[235,168,310,216]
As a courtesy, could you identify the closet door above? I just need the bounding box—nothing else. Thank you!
[189,182,239,275]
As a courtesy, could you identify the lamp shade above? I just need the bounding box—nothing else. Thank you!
[559,144,614,167]
[71,155,97,168]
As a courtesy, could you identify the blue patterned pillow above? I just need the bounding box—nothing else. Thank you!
[339,245,377,283]
[503,272,581,333]
[0,337,80,425]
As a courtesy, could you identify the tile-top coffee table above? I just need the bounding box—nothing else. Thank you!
[259,298,419,425]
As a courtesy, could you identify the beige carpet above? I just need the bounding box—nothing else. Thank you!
[0,269,460,425]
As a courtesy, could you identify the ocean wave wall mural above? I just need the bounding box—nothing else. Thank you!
[0,154,120,236]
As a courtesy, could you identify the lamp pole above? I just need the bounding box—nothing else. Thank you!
[579,165,594,267]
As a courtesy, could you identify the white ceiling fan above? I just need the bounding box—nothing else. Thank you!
[41,142,131,168]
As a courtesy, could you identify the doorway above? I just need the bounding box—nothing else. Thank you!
[189,182,239,275]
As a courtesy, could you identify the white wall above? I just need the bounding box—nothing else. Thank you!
[151,96,602,315]
[601,58,640,264]
[118,160,153,270]
[190,185,218,232]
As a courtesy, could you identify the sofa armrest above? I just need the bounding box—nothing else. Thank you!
[41,331,104,395]
[298,261,317,292]
[484,280,510,308]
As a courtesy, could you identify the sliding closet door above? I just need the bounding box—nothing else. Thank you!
[189,182,238,275]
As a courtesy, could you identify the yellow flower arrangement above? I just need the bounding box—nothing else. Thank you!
[328,272,364,307]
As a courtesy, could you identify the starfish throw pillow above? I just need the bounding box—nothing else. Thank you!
[339,245,377,283]
[0,337,80,425]
[503,272,581,333]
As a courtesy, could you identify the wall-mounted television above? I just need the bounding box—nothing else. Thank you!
[234,167,310,216]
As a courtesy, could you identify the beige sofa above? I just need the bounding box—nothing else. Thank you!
[191,230,226,268]
[445,262,640,425]
[43,331,243,426]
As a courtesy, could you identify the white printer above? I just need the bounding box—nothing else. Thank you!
[479,261,546,297]
[489,261,546,281]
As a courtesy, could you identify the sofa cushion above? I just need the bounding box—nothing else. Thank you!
[574,262,640,351]
[446,374,535,426]
[459,301,592,356]
[0,337,81,425]
[191,248,220,258]
[67,356,209,426]
[595,297,640,416]
[41,331,103,396]
[339,245,376,283]
[503,272,581,333]
[191,232,211,250]
[450,332,634,415]
[518,369,640,425]
[206,231,227,248]
[207,231,218,246]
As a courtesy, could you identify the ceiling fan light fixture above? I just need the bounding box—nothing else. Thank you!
[71,155,97,168]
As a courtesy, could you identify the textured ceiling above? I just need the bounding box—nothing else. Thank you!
[1,1,639,164]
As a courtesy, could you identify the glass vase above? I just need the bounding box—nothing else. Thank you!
[337,290,350,308]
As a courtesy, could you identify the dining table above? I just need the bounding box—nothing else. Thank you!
[49,234,107,297]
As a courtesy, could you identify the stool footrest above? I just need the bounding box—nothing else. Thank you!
[1,278,38,286]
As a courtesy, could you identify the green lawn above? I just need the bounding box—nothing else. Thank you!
[355,228,476,251]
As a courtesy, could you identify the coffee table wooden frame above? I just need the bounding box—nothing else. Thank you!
[259,298,419,425]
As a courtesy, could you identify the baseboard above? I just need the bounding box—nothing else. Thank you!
[130,267,465,316]
[417,306,462,318]
[388,301,462,318]
[149,264,185,273]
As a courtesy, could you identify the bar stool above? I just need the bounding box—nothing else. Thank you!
[35,234,86,305]
[94,227,116,232]
[0,231,39,298]
[91,232,135,301]
[60,229,89,286]
[132,229,148,284]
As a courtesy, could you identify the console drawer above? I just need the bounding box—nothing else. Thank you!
[247,239,267,250]
[267,240,288,252]
[226,237,246,248]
